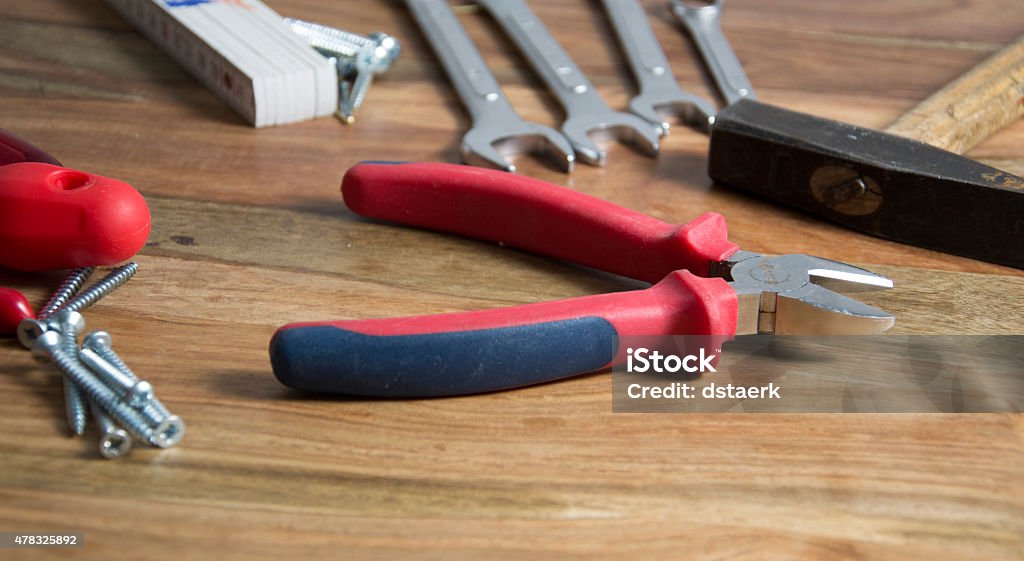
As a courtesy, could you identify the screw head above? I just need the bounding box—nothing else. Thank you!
[51,309,85,334]
[152,415,185,449]
[357,33,399,73]
[30,330,62,363]
[126,380,154,408]
[99,428,133,459]
[17,318,50,350]
[82,330,113,352]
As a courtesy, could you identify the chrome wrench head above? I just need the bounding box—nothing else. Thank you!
[561,110,662,167]
[671,0,758,106]
[598,0,716,134]
[476,0,662,166]
[462,119,575,173]
[629,90,716,135]
[721,251,895,335]
[407,0,575,173]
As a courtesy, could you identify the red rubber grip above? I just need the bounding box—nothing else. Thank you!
[279,269,738,362]
[0,287,35,337]
[0,163,151,271]
[342,162,739,282]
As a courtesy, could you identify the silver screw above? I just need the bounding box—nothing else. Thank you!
[88,398,133,459]
[18,264,137,348]
[60,262,138,315]
[284,18,400,123]
[17,318,50,350]
[79,348,154,408]
[81,331,185,448]
[32,331,157,445]
[62,378,87,436]
[82,331,172,420]
[52,310,88,436]
[37,267,95,320]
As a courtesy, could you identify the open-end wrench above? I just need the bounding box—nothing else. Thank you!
[477,0,662,166]
[670,0,756,106]
[601,0,716,135]
[406,0,574,173]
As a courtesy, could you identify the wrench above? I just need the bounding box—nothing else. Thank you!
[671,0,756,106]
[406,0,574,173]
[601,0,715,135]
[477,0,662,166]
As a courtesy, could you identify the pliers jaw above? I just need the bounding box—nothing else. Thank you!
[718,252,895,336]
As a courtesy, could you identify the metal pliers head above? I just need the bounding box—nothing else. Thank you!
[719,251,895,336]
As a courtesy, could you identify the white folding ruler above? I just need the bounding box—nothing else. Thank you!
[104,0,337,127]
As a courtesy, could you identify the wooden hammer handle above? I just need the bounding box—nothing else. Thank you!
[885,35,1024,154]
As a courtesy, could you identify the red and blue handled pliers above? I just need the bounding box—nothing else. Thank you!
[270,162,895,397]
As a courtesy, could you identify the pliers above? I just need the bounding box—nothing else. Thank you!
[269,162,895,397]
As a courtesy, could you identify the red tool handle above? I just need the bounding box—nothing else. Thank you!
[341,162,739,282]
[271,270,736,396]
[0,287,35,337]
[0,163,151,271]
[269,162,740,397]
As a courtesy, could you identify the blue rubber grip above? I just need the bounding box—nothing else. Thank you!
[269,317,618,397]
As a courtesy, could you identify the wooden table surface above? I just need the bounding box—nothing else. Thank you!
[1,1,1022,559]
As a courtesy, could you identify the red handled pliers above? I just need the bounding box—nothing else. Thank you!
[270,162,894,397]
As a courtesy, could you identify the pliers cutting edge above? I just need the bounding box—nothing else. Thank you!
[270,162,894,397]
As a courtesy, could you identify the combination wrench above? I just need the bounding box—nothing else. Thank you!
[477,0,662,166]
[601,0,715,135]
[670,0,757,105]
[405,0,574,173]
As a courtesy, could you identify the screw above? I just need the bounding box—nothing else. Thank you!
[52,310,88,436]
[17,318,49,349]
[78,348,154,408]
[284,18,400,123]
[32,331,157,445]
[17,264,138,349]
[88,398,133,459]
[60,262,138,315]
[82,331,173,420]
[81,331,185,448]
[37,267,95,320]
[149,414,185,449]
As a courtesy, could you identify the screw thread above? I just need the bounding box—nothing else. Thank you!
[91,343,172,420]
[285,18,372,56]
[63,378,88,435]
[94,343,132,375]
[141,400,172,425]
[60,320,87,435]
[62,263,138,314]
[49,347,154,443]
[38,267,95,319]
[344,71,374,117]
[88,398,117,434]
[79,347,136,395]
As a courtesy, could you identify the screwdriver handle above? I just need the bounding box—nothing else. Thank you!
[885,35,1024,154]
[0,163,151,271]
[341,162,738,282]
[270,271,736,397]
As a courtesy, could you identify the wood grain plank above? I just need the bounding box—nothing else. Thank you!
[0,1,1021,559]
